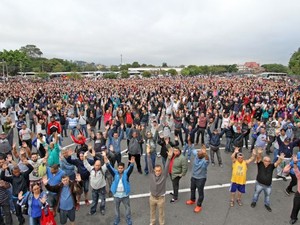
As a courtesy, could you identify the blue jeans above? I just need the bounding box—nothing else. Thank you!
[29,216,41,225]
[252,181,272,206]
[183,143,194,160]
[273,148,278,163]
[225,137,233,152]
[80,124,88,137]
[114,196,132,225]
[190,177,206,207]
[90,187,106,214]
[144,152,156,174]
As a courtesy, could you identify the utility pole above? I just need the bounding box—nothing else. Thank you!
[120,54,123,65]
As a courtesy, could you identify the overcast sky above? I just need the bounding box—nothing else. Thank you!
[1,0,300,66]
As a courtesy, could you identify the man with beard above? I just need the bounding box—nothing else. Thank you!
[186,145,209,213]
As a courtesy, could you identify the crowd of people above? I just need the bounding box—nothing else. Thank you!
[0,75,300,225]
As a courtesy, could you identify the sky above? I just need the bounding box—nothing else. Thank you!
[1,0,300,66]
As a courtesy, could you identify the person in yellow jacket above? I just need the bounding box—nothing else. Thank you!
[230,147,256,207]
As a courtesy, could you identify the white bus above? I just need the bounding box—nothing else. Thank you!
[259,72,287,80]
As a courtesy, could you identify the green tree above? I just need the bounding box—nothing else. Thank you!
[142,71,151,78]
[261,64,288,73]
[162,62,168,67]
[120,70,129,78]
[110,65,119,72]
[167,69,178,76]
[131,61,140,68]
[0,49,30,75]
[289,49,300,74]
[20,44,43,58]
[103,73,118,79]
[181,68,190,76]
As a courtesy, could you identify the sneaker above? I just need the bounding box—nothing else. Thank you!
[194,206,202,213]
[211,163,215,166]
[285,189,291,196]
[85,199,90,206]
[88,212,96,216]
[264,204,272,212]
[170,198,177,203]
[186,200,196,205]
[290,219,298,224]
[251,202,256,208]
[291,190,296,194]
[100,210,105,215]
[219,164,223,168]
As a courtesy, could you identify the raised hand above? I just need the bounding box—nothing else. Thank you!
[42,176,49,186]
[279,153,285,160]
[75,173,82,182]
[234,147,240,153]
[293,154,298,163]
[18,191,24,200]
[130,156,135,164]
[39,195,47,204]
[167,148,174,159]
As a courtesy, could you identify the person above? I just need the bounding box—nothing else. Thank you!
[104,154,135,225]
[1,160,33,225]
[107,124,124,167]
[168,145,188,203]
[250,148,284,212]
[47,132,61,167]
[289,154,300,224]
[144,131,157,175]
[207,127,225,167]
[229,147,256,207]
[286,152,300,196]
[147,142,173,225]
[128,130,143,174]
[17,182,47,225]
[0,179,12,225]
[186,145,209,213]
[43,174,83,225]
[83,151,107,216]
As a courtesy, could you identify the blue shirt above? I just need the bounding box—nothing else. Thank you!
[31,197,42,218]
[60,186,74,210]
[192,150,209,179]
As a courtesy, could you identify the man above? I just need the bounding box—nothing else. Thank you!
[47,132,61,167]
[43,174,82,225]
[147,142,173,225]
[1,160,33,225]
[229,147,256,207]
[28,152,47,190]
[108,124,124,167]
[83,151,107,216]
[0,179,12,225]
[250,147,284,212]
[207,127,225,167]
[289,154,300,224]
[104,154,135,225]
[168,145,188,203]
[19,123,33,150]
[186,145,209,213]
[128,130,143,174]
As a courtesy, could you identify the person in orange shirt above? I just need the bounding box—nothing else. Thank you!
[229,147,256,207]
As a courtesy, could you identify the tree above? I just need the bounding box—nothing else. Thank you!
[289,48,300,75]
[162,62,168,68]
[20,44,43,58]
[181,68,190,76]
[142,71,151,78]
[120,70,129,78]
[0,49,30,75]
[110,65,119,72]
[131,61,140,68]
[261,64,288,73]
[167,69,178,76]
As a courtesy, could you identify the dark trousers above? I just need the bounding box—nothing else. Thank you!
[128,154,142,172]
[291,192,300,220]
[287,173,297,193]
[196,128,206,145]
[13,198,24,224]
[190,177,206,207]
[0,203,13,225]
[112,153,122,168]
[266,136,276,153]
[170,176,181,200]
[90,187,106,214]
[175,129,184,146]
[243,134,249,149]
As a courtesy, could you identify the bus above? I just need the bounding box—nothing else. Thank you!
[259,72,287,80]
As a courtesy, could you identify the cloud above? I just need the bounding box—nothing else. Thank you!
[0,0,300,66]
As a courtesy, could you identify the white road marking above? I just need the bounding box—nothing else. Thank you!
[79,177,289,205]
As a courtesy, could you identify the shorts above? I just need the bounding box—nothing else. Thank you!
[230,183,245,193]
[60,207,75,224]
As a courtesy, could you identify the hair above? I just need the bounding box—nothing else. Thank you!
[31,182,41,191]
[51,164,59,170]
[61,175,69,179]
[118,162,125,168]
[154,165,162,170]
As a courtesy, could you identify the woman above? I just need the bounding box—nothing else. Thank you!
[18,182,47,225]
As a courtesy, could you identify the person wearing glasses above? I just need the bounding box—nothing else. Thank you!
[250,148,284,212]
